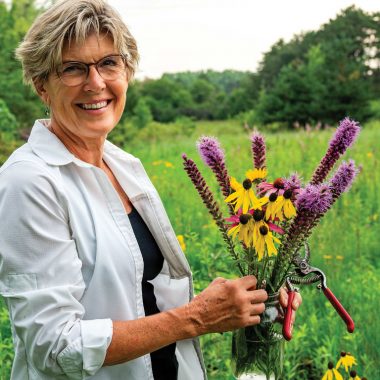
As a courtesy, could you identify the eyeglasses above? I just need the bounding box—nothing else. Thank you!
[56,54,127,87]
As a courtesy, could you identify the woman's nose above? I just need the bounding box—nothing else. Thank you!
[84,65,106,92]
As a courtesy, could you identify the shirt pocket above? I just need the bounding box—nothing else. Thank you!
[3,273,38,295]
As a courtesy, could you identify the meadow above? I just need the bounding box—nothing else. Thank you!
[1,119,379,379]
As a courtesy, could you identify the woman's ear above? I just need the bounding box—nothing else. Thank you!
[33,79,50,105]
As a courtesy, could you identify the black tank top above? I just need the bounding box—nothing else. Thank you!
[128,207,178,380]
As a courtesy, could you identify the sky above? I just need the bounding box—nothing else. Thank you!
[108,0,379,79]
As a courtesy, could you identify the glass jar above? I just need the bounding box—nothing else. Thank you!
[231,292,285,380]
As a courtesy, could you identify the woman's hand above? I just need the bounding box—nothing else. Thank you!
[187,275,267,335]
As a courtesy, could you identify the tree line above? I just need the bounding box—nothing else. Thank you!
[0,0,379,140]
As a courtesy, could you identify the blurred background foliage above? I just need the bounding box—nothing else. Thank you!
[0,0,379,142]
[0,1,379,379]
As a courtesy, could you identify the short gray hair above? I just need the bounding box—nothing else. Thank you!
[16,0,139,87]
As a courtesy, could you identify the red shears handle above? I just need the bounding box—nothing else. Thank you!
[282,290,296,341]
[322,287,355,333]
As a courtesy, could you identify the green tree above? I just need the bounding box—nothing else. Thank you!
[0,0,43,130]
[0,98,18,136]
[131,98,152,129]
[255,6,378,126]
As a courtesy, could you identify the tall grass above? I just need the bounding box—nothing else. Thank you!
[1,120,379,379]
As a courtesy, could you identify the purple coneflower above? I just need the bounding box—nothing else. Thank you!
[197,136,231,198]
[329,160,358,200]
[257,177,285,196]
[310,117,360,185]
[251,131,266,169]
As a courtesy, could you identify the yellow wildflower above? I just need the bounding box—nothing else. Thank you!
[336,255,344,260]
[227,213,254,247]
[324,255,333,260]
[253,224,280,261]
[165,161,174,168]
[349,370,360,380]
[245,168,267,181]
[366,151,373,158]
[336,352,357,373]
[177,235,186,252]
[322,362,343,380]
[275,190,296,219]
[225,174,266,213]
[265,193,284,221]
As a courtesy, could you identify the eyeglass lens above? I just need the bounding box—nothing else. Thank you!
[59,55,126,86]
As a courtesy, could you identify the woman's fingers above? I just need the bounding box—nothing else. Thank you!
[189,275,269,334]
[279,287,302,310]
[249,289,268,304]
[250,301,265,316]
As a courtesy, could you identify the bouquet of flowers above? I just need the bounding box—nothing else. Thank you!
[182,118,360,379]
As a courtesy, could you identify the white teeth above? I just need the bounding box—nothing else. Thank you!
[81,101,108,110]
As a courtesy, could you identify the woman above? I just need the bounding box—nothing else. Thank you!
[0,1,301,379]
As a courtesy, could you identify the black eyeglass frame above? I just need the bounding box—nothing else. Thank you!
[55,54,128,86]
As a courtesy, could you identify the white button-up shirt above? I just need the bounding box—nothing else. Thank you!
[0,120,206,380]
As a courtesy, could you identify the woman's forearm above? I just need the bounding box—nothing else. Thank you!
[104,275,269,366]
[104,304,197,366]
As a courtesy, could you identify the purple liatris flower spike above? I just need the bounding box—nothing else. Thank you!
[182,154,244,275]
[284,172,302,196]
[251,131,266,169]
[197,136,231,198]
[329,160,358,200]
[296,184,333,214]
[310,117,360,185]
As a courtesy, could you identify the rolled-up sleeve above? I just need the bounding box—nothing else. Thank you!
[0,161,112,379]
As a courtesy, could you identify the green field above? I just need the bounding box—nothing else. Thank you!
[1,120,379,379]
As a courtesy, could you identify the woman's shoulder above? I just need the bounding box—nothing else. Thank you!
[0,143,60,191]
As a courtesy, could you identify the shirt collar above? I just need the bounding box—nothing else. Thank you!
[28,119,94,168]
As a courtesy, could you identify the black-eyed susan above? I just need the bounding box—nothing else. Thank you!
[251,209,266,241]
[254,224,280,261]
[265,192,284,221]
[349,370,360,380]
[322,362,343,380]
[225,169,267,213]
[227,212,254,247]
[274,189,297,219]
[336,352,357,373]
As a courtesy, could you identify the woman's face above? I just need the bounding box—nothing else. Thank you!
[39,33,128,140]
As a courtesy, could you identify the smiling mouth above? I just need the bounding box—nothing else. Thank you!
[77,100,112,110]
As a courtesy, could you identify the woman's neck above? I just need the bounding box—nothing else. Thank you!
[47,119,106,168]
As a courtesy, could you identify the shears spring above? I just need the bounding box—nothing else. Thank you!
[282,243,355,341]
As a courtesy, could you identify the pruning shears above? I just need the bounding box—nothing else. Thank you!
[282,243,355,341]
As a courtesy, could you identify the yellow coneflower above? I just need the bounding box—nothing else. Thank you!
[253,224,280,261]
[227,213,254,247]
[265,192,284,221]
[349,370,361,380]
[274,189,296,219]
[336,352,357,373]
[251,209,267,242]
[225,174,266,213]
[322,362,343,380]
[245,168,267,182]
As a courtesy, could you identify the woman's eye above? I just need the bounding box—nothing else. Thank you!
[62,64,86,74]
[101,58,118,67]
